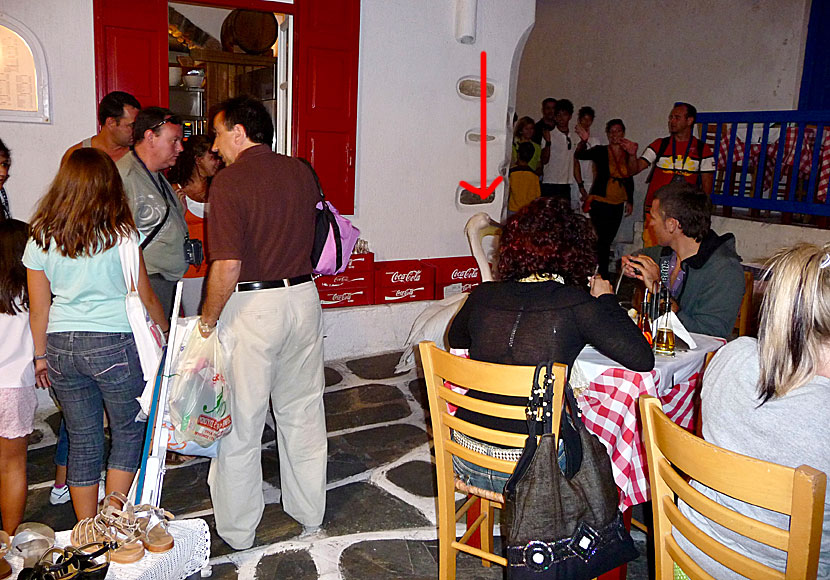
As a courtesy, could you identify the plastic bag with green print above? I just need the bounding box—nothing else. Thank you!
[168,323,233,447]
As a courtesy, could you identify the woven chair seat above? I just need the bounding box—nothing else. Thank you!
[454,476,504,504]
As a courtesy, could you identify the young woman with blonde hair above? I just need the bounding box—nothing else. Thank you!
[24,148,167,522]
[676,242,830,578]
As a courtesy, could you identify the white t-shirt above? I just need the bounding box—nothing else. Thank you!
[0,307,35,389]
[577,136,601,189]
[542,127,575,185]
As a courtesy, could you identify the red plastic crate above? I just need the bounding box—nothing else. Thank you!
[373,283,434,304]
[344,252,374,272]
[318,286,374,308]
[422,256,483,299]
[315,271,374,290]
[374,259,435,288]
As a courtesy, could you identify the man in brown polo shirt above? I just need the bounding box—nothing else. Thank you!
[199,96,326,550]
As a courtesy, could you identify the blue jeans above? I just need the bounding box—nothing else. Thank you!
[451,434,568,495]
[53,418,106,472]
[46,332,146,487]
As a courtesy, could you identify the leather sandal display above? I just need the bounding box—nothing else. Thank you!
[71,499,144,566]
[0,531,11,580]
[133,504,175,553]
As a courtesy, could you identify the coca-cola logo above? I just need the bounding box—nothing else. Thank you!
[451,267,479,280]
[389,270,422,283]
[386,287,424,300]
[321,290,364,305]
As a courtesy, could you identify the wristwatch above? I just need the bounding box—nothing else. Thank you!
[34,354,47,361]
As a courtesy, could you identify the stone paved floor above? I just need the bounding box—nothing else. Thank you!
[18,350,649,579]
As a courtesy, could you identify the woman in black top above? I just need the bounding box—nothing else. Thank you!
[447,197,653,492]
[574,119,639,278]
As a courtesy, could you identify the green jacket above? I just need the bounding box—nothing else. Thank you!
[642,230,744,339]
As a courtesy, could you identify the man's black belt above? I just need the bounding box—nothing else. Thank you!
[235,275,313,292]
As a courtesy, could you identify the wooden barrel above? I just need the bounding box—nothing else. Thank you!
[221,9,278,55]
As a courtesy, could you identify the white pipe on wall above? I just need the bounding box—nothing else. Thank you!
[454,0,477,44]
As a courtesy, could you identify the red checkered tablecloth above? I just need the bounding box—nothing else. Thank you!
[573,333,725,509]
[717,127,830,202]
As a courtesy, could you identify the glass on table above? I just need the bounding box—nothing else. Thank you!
[654,284,675,357]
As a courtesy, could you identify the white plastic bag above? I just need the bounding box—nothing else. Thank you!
[118,236,165,381]
[165,317,218,457]
[168,324,232,447]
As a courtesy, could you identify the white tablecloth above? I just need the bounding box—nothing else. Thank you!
[5,519,210,580]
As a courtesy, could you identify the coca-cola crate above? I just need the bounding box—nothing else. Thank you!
[373,283,434,304]
[344,252,374,272]
[422,256,483,299]
[373,259,435,304]
[318,286,374,309]
[315,270,374,290]
[374,260,435,288]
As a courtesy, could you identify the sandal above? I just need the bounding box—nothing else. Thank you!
[16,547,80,580]
[10,523,55,568]
[133,504,175,553]
[71,507,144,565]
[0,531,10,580]
[63,542,112,580]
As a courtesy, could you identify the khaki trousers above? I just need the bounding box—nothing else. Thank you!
[208,281,327,550]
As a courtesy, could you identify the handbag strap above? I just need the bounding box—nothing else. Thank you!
[523,362,585,478]
[525,362,555,435]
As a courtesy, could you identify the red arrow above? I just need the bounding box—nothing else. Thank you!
[459,51,503,200]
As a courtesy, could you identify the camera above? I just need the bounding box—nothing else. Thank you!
[184,237,204,267]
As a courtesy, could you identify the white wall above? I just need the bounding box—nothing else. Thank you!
[0,0,97,220]
[352,0,535,260]
[516,0,812,244]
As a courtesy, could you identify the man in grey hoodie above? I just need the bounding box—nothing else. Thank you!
[622,182,745,339]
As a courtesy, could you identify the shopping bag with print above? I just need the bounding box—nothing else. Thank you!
[168,324,232,447]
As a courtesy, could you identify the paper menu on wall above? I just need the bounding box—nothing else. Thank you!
[0,26,38,112]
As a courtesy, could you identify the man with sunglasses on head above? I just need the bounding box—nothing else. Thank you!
[632,102,715,247]
[539,98,576,205]
[117,107,188,317]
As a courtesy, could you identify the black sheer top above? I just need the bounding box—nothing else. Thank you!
[447,280,654,433]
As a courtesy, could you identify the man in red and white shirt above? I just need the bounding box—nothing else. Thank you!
[633,102,715,246]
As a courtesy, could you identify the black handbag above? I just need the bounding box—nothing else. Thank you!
[501,362,638,579]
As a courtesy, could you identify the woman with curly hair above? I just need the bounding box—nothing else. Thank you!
[447,197,654,493]
[24,148,167,522]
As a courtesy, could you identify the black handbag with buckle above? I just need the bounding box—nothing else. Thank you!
[501,362,638,579]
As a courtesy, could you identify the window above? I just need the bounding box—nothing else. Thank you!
[0,15,51,123]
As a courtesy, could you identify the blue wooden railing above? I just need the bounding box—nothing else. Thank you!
[695,110,830,218]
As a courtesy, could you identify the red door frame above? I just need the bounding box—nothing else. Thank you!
[93,0,359,212]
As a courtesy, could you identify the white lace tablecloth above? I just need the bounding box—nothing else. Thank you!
[5,519,210,580]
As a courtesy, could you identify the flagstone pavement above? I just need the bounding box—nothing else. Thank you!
[19,350,649,579]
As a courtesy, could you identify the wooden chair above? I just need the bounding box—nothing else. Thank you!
[418,341,566,579]
[733,270,754,337]
[639,395,826,580]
